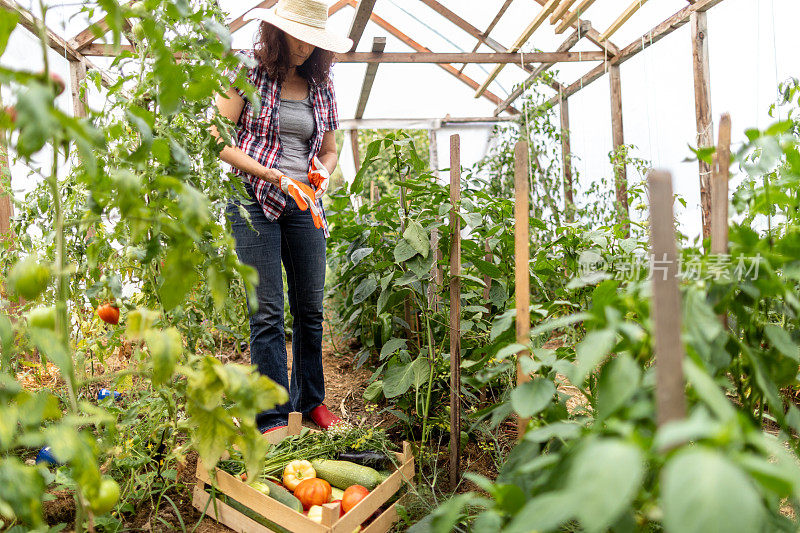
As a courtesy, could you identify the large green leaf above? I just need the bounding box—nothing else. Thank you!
[567,438,644,533]
[505,491,575,533]
[510,378,555,418]
[403,221,429,258]
[351,247,374,266]
[394,240,419,263]
[145,327,182,386]
[159,247,199,311]
[0,11,19,56]
[352,277,378,305]
[765,324,799,361]
[573,329,616,383]
[596,353,640,420]
[662,448,764,533]
[380,338,407,359]
[383,357,430,398]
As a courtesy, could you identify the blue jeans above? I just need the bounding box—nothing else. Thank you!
[226,187,327,431]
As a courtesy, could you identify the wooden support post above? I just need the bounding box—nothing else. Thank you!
[449,134,462,490]
[514,141,531,439]
[711,114,731,255]
[349,129,361,172]
[609,64,629,234]
[69,60,88,118]
[692,11,713,242]
[560,96,574,222]
[0,91,11,242]
[648,170,687,427]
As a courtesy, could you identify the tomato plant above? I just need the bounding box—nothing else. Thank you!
[0,0,287,529]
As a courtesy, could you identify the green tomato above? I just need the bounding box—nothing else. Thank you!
[130,1,147,17]
[89,477,120,515]
[131,22,146,41]
[27,306,56,330]
[8,257,51,300]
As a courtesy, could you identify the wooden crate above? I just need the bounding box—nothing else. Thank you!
[193,412,415,533]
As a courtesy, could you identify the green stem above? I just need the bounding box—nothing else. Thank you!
[419,305,437,446]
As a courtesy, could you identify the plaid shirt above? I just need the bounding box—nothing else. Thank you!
[225,50,338,237]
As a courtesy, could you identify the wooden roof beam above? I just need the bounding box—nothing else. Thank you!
[535,0,618,55]
[546,0,726,105]
[229,0,279,33]
[474,0,561,98]
[555,0,596,33]
[80,45,605,63]
[342,0,515,112]
[347,0,378,51]
[1,0,115,88]
[494,21,590,116]
[458,0,514,74]
[354,37,386,118]
[69,0,135,52]
[550,0,578,23]
[418,0,522,64]
[599,0,650,42]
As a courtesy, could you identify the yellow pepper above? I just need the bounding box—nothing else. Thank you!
[283,460,316,491]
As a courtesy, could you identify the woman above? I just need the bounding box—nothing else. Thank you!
[212,0,352,432]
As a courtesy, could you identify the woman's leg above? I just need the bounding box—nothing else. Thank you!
[280,201,326,414]
[226,195,291,431]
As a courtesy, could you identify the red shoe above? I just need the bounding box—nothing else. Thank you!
[262,425,287,434]
[309,405,342,429]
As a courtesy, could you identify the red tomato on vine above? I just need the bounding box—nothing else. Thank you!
[97,303,120,325]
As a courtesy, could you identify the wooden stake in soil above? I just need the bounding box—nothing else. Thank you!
[711,113,731,255]
[514,141,531,439]
[449,134,462,490]
[692,11,714,242]
[559,96,574,222]
[647,171,687,427]
[350,129,361,171]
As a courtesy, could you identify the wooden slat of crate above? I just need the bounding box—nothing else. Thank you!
[193,485,277,533]
[196,458,327,533]
[362,494,411,533]
[332,447,415,533]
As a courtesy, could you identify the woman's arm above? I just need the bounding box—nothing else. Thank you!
[316,130,338,175]
[210,88,285,186]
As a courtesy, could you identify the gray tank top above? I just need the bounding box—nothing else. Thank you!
[278,93,315,186]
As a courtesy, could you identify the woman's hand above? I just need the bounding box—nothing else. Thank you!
[259,167,286,186]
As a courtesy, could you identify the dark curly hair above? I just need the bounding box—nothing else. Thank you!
[254,22,334,87]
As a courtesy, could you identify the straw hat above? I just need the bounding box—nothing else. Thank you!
[244,0,353,54]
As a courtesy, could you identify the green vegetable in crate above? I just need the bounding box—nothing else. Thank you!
[260,479,304,513]
[310,459,387,491]
[331,487,345,501]
[248,481,271,496]
[337,450,392,470]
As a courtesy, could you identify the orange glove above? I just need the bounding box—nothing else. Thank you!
[307,156,330,200]
[278,174,324,229]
